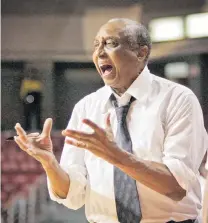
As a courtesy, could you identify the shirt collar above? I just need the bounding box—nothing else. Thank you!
[98,66,152,113]
[126,66,152,101]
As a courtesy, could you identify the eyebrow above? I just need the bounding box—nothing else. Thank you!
[94,36,120,42]
[105,36,120,40]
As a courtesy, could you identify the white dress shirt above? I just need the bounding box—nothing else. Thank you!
[48,66,208,223]
[202,154,208,223]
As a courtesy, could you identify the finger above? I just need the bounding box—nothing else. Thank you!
[27,132,40,137]
[15,135,47,160]
[105,113,112,132]
[14,123,27,142]
[15,136,41,156]
[27,149,37,156]
[65,139,89,149]
[65,139,93,151]
[41,118,53,137]
[14,136,28,151]
[62,129,93,141]
[66,139,99,156]
[105,114,114,142]
[82,119,103,134]
[106,113,111,128]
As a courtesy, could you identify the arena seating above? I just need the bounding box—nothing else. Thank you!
[1,132,64,209]
[1,132,87,223]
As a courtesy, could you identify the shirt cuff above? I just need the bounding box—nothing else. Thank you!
[47,164,87,210]
[163,157,199,192]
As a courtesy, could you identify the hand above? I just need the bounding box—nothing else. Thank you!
[14,118,55,168]
[62,116,123,165]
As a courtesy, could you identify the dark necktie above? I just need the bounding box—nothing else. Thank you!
[110,94,142,223]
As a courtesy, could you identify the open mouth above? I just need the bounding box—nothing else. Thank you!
[99,64,113,76]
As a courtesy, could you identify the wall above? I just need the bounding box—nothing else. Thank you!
[1,15,85,61]
[2,4,141,61]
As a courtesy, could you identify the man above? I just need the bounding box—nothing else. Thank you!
[14,18,208,223]
[201,152,208,223]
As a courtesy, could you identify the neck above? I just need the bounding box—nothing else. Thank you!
[112,67,144,96]
[112,87,128,96]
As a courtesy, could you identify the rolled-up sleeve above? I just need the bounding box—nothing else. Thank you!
[47,102,87,210]
[162,92,207,192]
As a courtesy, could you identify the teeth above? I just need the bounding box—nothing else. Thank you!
[100,64,112,73]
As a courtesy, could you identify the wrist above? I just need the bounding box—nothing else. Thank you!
[111,146,129,166]
[115,149,137,169]
[41,154,58,171]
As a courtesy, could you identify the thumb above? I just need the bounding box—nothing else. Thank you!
[106,113,111,129]
[41,118,53,137]
[105,113,114,142]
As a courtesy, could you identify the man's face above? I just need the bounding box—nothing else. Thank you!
[92,21,142,89]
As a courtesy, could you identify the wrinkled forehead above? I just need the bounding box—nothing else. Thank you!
[95,21,128,40]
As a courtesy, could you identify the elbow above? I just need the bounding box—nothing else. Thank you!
[166,187,186,201]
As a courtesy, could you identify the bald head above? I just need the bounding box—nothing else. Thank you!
[104,18,152,61]
[93,18,150,92]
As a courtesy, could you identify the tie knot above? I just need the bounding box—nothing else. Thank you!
[110,94,135,123]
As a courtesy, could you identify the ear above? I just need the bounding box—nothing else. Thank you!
[137,45,148,62]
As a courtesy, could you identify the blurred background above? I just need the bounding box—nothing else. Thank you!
[1,0,208,222]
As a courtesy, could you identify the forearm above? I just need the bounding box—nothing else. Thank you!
[42,157,70,199]
[116,150,186,201]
